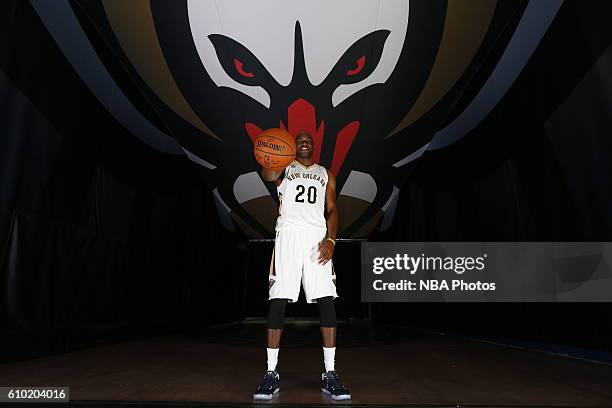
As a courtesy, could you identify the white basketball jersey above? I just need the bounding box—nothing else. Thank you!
[275,161,328,230]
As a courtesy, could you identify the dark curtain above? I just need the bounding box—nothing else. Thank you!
[371,0,612,351]
[0,1,245,361]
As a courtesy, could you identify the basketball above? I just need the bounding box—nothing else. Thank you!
[253,128,296,170]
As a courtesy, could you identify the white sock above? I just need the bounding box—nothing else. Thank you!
[323,347,336,372]
[267,348,279,372]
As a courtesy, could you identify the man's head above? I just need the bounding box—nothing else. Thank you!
[295,131,314,160]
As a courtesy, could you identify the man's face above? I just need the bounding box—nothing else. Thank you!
[296,133,314,159]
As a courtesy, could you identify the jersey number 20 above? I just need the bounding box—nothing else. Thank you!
[295,185,317,204]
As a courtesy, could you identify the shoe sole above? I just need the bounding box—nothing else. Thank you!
[321,387,351,400]
[253,387,280,400]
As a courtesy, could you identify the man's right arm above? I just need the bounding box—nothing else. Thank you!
[261,168,284,186]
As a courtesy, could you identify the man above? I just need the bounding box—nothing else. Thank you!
[253,131,351,401]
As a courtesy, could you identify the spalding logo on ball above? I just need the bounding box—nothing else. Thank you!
[254,129,296,171]
[51,1,560,238]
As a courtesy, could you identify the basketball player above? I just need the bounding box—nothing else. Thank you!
[253,131,351,401]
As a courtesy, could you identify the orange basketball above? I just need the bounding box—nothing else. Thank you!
[253,128,296,170]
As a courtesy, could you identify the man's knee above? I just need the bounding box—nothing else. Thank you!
[267,298,289,329]
[316,296,337,327]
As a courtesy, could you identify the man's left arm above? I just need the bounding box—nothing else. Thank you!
[318,169,338,265]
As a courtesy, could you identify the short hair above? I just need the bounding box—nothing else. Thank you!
[295,131,313,139]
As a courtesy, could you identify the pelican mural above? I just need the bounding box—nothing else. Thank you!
[31,0,563,238]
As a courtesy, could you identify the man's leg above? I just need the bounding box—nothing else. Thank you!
[254,298,288,400]
[266,298,288,371]
[317,296,350,400]
[316,296,337,371]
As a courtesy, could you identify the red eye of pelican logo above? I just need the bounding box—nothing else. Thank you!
[233,58,254,78]
[346,56,366,76]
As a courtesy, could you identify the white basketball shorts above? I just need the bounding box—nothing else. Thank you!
[268,227,338,303]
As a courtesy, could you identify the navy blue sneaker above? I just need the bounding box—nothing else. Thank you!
[253,370,280,400]
[321,370,351,400]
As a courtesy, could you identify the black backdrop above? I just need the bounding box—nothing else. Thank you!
[0,0,247,360]
[373,0,612,351]
[2,0,612,361]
